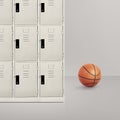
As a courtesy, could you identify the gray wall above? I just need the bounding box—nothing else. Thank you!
[66,0,120,77]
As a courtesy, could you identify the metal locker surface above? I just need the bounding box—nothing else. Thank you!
[0,62,12,97]
[0,25,12,61]
[14,62,38,97]
[15,26,37,61]
[39,26,63,61]
[0,0,64,102]
[40,61,63,97]
[0,0,12,24]
[40,0,63,25]
[15,0,37,25]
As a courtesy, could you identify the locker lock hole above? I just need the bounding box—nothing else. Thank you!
[16,3,20,12]
[16,75,20,85]
[41,75,45,85]
[41,39,45,49]
[41,3,45,12]
[16,39,20,49]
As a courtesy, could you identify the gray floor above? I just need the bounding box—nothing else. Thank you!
[0,76,120,120]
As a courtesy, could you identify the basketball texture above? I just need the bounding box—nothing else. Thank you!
[78,64,101,87]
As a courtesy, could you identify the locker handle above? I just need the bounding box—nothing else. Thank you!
[41,39,45,49]
[16,3,20,12]
[41,3,45,12]
[16,75,20,85]
[16,39,20,49]
[41,75,45,85]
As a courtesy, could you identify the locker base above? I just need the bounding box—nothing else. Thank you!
[0,97,64,103]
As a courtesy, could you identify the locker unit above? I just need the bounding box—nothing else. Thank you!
[40,0,63,25]
[14,0,37,25]
[14,62,37,97]
[0,25,12,61]
[40,61,63,97]
[39,26,62,61]
[0,0,64,102]
[14,26,37,61]
[0,0,12,24]
[0,62,12,97]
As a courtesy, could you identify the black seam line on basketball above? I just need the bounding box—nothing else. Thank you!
[83,66,100,76]
[92,64,96,86]
[79,75,100,80]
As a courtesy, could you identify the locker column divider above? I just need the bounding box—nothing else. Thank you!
[12,0,15,98]
[37,0,40,98]
[62,0,65,101]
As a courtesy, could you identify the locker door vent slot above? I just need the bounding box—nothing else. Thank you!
[41,75,45,85]
[16,3,20,12]
[48,0,54,6]
[41,39,45,49]
[16,75,20,85]
[41,3,45,12]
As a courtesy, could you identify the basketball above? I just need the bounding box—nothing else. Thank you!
[78,64,101,87]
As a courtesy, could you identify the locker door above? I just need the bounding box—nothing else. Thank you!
[0,0,12,24]
[0,26,12,61]
[15,0,37,25]
[15,26,37,61]
[39,26,62,61]
[40,61,63,97]
[14,62,37,97]
[0,62,12,97]
[40,0,62,25]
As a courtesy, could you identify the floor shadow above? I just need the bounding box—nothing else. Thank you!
[76,85,99,91]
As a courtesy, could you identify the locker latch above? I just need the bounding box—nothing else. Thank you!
[41,39,45,49]
[41,75,45,85]
[16,39,20,49]
[16,3,20,12]
[41,3,45,12]
[16,75,20,85]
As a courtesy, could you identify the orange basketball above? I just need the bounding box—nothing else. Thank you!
[78,64,101,87]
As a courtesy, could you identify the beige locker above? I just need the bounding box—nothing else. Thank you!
[14,26,37,61]
[0,0,12,24]
[15,0,37,25]
[40,61,63,97]
[0,62,12,97]
[0,25,12,61]
[39,26,63,61]
[40,0,62,25]
[14,62,37,97]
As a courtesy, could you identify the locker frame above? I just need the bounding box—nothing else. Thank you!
[0,0,65,102]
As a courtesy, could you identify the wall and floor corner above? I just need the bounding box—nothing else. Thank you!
[0,0,64,102]
[66,0,120,77]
